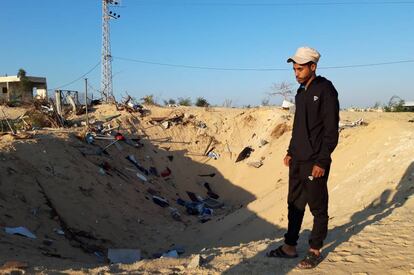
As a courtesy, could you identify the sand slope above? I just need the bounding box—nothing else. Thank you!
[0,105,413,274]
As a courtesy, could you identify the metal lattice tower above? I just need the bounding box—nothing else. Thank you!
[101,0,120,102]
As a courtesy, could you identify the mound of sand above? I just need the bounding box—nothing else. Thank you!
[0,105,413,274]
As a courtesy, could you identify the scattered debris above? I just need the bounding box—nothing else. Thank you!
[198,173,216,177]
[188,254,203,269]
[203,182,219,199]
[169,207,182,221]
[196,121,207,129]
[5,226,36,239]
[203,197,224,209]
[152,196,170,207]
[339,118,367,131]
[247,160,263,168]
[107,248,141,264]
[126,155,150,175]
[161,167,172,178]
[54,228,65,236]
[207,151,220,159]
[409,119,414,123]
[259,139,269,147]
[136,172,148,182]
[236,147,254,162]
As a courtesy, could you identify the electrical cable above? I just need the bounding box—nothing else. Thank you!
[113,56,414,71]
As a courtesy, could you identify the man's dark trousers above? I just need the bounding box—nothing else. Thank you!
[284,160,330,250]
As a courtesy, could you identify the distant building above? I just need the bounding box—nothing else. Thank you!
[403,101,414,111]
[0,75,47,103]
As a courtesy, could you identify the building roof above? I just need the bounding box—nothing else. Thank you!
[403,101,414,107]
[0,75,46,84]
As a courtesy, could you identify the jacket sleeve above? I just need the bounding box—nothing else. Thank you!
[287,97,298,156]
[315,83,339,169]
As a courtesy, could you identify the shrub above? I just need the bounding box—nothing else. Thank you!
[178,97,192,106]
[195,97,209,107]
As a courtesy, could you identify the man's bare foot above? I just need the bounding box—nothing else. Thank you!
[309,248,321,256]
[282,244,297,256]
[297,249,322,269]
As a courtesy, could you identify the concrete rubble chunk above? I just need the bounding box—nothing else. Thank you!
[187,254,202,269]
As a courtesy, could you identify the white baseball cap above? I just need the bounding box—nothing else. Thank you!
[287,47,321,64]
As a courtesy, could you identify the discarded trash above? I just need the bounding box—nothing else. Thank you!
[5,227,36,239]
[203,197,224,209]
[149,166,159,177]
[161,167,172,177]
[169,207,182,221]
[339,118,366,130]
[162,249,179,258]
[54,228,65,236]
[308,176,314,181]
[236,147,254,162]
[107,248,141,264]
[136,172,148,182]
[152,196,170,207]
[85,133,94,144]
[259,139,269,147]
[161,121,170,129]
[207,151,220,160]
[177,198,213,218]
[98,167,106,175]
[196,121,207,129]
[247,160,263,168]
[185,191,202,203]
[203,182,219,199]
[198,173,216,177]
[126,155,150,175]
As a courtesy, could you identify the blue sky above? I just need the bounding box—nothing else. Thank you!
[1,0,413,107]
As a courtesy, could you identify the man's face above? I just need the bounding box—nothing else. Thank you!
[293,63,316,84]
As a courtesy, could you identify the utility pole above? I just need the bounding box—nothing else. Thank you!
[101,0,120,103]
[85,78,89,128]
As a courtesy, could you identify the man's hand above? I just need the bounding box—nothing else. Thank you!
[283,155,292,167]
[311,165,325,178]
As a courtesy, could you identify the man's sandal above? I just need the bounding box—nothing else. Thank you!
[266,245,298,258]
[297,251,322,269]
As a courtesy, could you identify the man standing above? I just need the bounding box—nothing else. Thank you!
[266,47,339,269]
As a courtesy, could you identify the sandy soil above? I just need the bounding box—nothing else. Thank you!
[0,105,413,274]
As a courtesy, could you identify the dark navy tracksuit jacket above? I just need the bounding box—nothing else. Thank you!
[287,76,340,169]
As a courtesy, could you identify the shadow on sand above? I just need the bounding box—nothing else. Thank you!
[224,161,414,274]
[0,130,282,272]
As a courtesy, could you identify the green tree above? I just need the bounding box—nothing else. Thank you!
[178,97,192,106]
[163,98,176,105]
[141,94,156,105]
[383,96,405,112]
[195,97,209,107]
[15,68,31,101]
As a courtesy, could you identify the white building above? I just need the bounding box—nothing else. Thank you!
[0,75,47,103]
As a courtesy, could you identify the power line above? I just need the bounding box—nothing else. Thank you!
[49,61,100,91]
[113,56,414,71]
[114,56,286,71]
[133,1,414,6]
